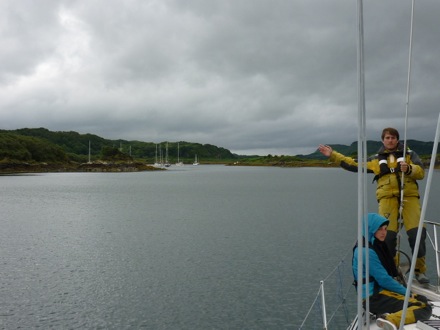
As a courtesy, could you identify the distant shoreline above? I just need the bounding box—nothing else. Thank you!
[1,159,438,174]
[0,160,335,174]
[0,161,163,174]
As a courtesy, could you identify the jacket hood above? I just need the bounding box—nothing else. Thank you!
[364,213,389,245]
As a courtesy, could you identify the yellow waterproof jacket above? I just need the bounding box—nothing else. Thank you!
[329,143,424,200]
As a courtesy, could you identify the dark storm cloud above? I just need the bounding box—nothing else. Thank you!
[0,0,439,155]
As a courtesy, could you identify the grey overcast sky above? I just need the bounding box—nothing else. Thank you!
[1,0,439,155]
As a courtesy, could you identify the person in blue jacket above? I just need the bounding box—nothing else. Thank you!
[353,213,431,329]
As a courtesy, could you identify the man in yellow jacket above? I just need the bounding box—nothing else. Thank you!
[318,127,428,284]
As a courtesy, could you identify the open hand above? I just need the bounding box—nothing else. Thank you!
[318,144,333,157]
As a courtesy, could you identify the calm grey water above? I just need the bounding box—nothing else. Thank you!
[1,166,440,329]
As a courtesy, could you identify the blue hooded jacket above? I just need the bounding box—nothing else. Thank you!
[352,213,407,298]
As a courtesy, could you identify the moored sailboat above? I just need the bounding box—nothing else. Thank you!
[193,154,199,166]
[164,142,171,167]
[176,142,184,166]
[153,143,161,167]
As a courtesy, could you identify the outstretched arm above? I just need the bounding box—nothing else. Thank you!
[318,144,375,174]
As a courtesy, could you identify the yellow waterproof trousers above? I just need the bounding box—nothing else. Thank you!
[378,196,426,274]
[368,289,432,327]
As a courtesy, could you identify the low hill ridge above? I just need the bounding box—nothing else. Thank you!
[0,127,238,163]
[1,128,438,167]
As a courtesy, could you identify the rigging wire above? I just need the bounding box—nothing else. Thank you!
[298,249,356,328]
[396,0,416,271]
[398,1,417,328]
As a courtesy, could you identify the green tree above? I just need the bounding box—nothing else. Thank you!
[101,146,133,161]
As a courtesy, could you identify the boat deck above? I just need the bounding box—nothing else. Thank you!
[347,280,440,329]
[351,302,440,329]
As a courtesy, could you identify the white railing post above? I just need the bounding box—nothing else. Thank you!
[320,280,328,329]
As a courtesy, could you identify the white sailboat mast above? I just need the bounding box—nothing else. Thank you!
[356,0,369,326]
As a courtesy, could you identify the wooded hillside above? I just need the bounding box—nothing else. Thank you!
[0,128,238,163]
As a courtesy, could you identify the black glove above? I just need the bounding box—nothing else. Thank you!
[396,153,404,172]
[378,154,391,175]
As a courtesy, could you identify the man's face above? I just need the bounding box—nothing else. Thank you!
[382,133,399,151]
[374,225,388,242]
